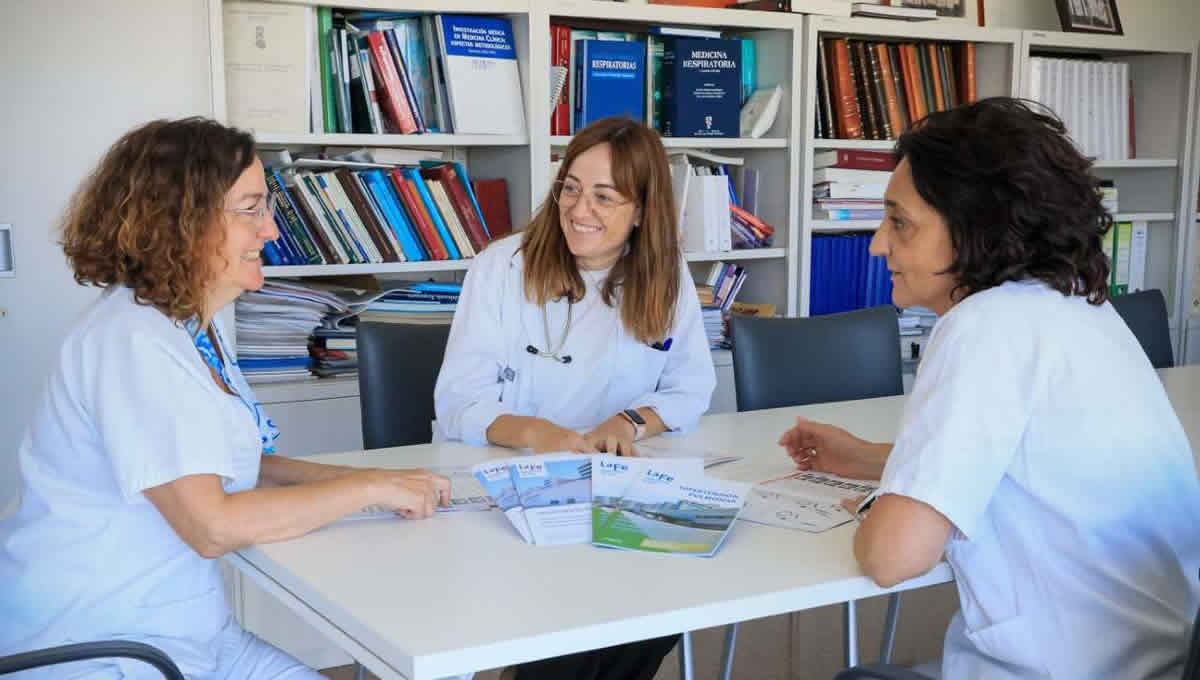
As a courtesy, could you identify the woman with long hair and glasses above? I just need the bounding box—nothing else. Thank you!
[780,98,1200,678]
[434,116,715,678]
[0,118,450,678]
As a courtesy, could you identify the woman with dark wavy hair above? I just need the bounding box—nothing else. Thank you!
[0,118,449,678]
[780,98,1199,678]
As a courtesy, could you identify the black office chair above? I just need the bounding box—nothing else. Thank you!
[722,306,904,679]
[356,321,452,449]
[730,305,903,411]
[0,640,184,679]
[1110,289,1174,369]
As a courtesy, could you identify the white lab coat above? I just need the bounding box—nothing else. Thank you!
[435,235,716,445]
[0,286,289,678]
[878,280,1200,679]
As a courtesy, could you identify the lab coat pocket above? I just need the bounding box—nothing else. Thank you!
[962,615,1050,678]
[613,341,671,394]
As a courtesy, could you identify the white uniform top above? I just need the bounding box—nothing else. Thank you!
[0,286,262,674]
[435,235,716,444]
[879,280,1200,679]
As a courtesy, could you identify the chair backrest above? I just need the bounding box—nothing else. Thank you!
[0,640,183,679]
[729,306,903,412]
[356,321,452,449]
[1109,289,1174,369]
[1185,600,1200,680]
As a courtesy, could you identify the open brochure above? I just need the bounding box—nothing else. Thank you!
[510,455,593,546]
[739,471,879,533]
[593,459,749,557]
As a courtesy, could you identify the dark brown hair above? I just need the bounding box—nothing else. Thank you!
[61,117,257,321]
[896,97,1111,304]
[521,117,681,343]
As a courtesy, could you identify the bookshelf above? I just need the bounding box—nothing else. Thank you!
[1020,30,1199,353]
[797,15,1023,316]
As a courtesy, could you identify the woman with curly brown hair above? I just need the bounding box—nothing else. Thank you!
[0,118,449,679]
[780,98,1199,678]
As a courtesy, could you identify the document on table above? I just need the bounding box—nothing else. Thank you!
[340,465,493,521]
[635,441,743,469]
[740,471,879,533]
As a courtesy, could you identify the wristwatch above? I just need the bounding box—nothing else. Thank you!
[619,408,647,441]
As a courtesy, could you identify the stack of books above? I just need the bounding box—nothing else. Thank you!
[235,281,357,383]
[670,149,774,253]
[812,149,894,221]
[696,262,776,349]
[357,281,461,325]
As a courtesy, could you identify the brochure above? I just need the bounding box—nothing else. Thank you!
[739,471,878,533]
[591,455,704,514]
[592,462,750,557]
[472,458,533,543]
[509,455,593,545]
[340,464,492,522]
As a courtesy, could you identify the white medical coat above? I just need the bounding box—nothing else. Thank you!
[879,280,1200,679]
[0,286,263,676]
[434,235,716,444]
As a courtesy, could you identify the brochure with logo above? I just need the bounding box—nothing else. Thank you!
[740,471,878,533]
[509,455,593,545]
[592,462,749,557]
[472,458,533,543]
[591,455,704,515]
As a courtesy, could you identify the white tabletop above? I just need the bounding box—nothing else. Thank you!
[229,365,1200,680]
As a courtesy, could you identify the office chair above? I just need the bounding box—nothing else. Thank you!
[0,640,184,679]
[1109,289,1175,369]
[356,321,452,449]
[723,306,905,679]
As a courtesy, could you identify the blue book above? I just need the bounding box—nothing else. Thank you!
[662,37,741,137]
[270,211,299,265]
[740,38,756,104]
[403,167,462,260]
[261,239,284,266]
[575,39,645,129]
[410,281,462,294]
[361,170,429,261]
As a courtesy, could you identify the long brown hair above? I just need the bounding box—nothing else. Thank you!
[520,117,681,343]
[61,117,257,321]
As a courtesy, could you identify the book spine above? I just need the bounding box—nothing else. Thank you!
[863,42,891,139]
[286,175,338,263]
[961,42,977,104]
[440,165,490,252]
[904,44,927,122]
[886,43,911,132]
[335,168,399,262]
[300,173,358,263]
[357,47,384,134]
[406,168,461,259]
[828,38,862,139]
[317,8,337,133]
[849,41,878,140]
[926,43,945,112]
[346,37,372,134]
[364,32,418,134]
[875,43,905,138]
[939,44,958,108]
[389,169,448,260]
[266,169,322,264]
[386,28,426,133]
[835,150,898,171]
[815,38,833,139]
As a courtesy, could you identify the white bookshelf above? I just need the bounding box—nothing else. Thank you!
[1020,30,1198,351]
[797,16,1023,315]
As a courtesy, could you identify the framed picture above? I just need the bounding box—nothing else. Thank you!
[899,0,965,18]
[1054,0,1123,35]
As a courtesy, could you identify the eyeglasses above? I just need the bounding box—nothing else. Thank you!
[551,179,632,219]
[226,194,278,221]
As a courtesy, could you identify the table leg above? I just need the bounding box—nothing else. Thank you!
[879,593,901,664]
[844,600,858,668]
[679,631,694,680]
[719,622,739,680]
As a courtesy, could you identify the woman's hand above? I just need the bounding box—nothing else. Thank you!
[527,420,594,453]
[361,468,452,519]
[583,416,638,457]
[778,417,889,480]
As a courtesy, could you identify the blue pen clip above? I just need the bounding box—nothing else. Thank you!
[650,337,673,352]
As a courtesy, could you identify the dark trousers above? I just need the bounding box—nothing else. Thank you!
[513,634,680,680]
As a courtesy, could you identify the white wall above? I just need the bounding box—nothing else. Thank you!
[0,0,213,505]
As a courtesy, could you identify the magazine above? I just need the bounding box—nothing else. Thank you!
[739,471,878,533]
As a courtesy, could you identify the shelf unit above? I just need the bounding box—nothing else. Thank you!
[797,15,1023,315]
[1020,30,1198,346]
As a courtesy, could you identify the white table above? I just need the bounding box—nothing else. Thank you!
[226,365,1200,680]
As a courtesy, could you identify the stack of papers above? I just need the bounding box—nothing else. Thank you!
[471,454,751,557]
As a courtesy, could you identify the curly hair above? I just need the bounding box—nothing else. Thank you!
[61,117,257,321]
[895,97,1112,305]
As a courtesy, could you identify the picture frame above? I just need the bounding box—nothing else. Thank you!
[1054,0,1123,35]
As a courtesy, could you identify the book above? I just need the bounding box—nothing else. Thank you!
[574,39,647,129]
[663,37,742,137]
[739,85,783,138]
[471,178,513,240]
[813,149,897,171]
[223,2,310,133]
[850,3,936,19]
[435,14,526,135]
[812,167,892,184]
